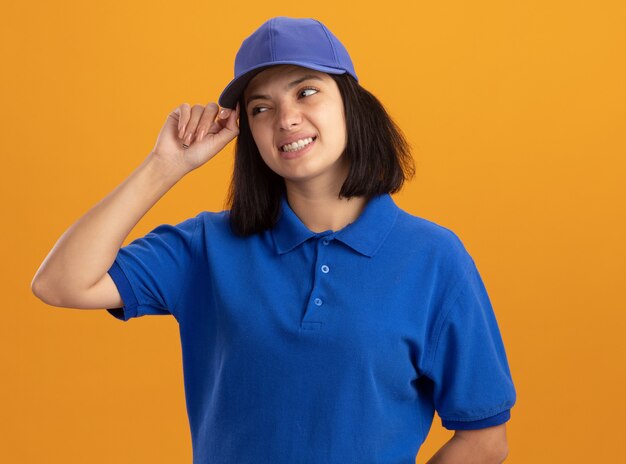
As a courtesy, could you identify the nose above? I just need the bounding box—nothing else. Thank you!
[277,101,302,130]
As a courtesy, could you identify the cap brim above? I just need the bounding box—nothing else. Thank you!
[218,61,349,109]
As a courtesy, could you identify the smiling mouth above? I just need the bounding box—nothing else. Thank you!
[280,136,317,153]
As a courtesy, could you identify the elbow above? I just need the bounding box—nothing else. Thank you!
[31,276,47,303]
[31,276,61,307]
[31,275,45,300]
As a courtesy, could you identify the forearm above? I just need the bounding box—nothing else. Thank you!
[426,434,508,464]
[32,153,184,300]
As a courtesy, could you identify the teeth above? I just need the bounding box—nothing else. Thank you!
[281,137,315,152]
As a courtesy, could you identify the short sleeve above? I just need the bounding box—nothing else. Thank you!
[105,215,200,322]
[424,256,517,430]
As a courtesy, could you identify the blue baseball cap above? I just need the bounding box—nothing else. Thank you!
[218,17,358,109]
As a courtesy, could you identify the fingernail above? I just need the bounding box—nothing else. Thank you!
[219,109,230,119]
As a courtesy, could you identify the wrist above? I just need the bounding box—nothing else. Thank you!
[146,151,188,184]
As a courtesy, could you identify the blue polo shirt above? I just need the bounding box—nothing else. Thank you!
[106,192,516,463]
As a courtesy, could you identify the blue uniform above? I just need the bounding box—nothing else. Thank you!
[107,192,516,463]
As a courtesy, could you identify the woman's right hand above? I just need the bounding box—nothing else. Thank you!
[151,102,240,176]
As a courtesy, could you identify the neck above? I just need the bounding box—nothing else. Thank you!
[284,183,368,233]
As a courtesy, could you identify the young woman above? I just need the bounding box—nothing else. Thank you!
[32,16,516,464]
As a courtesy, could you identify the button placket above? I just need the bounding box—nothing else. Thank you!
[302,235,334,328]
[312,237,330,309]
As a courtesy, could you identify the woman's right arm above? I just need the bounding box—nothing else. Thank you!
[31,102,239,309]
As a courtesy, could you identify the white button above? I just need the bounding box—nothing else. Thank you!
[321,265,329,273]
[322,239,330,245]
[314,298,323,306]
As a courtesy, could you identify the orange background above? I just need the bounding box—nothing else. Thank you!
[3,1,625,462]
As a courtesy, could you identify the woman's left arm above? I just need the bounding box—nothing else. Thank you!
[425,424,509,464]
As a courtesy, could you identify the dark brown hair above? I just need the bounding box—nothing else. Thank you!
[225,73,415,237]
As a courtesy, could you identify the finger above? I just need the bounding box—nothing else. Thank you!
[218,107,231,120]
[210,113,233,136]
[206,120,221,135]
[212,109,240,146]
[168,107,182,131]
[224,102,240,132]
[196,103,220,142]
[178,103,191,139]
[182,104,207,146]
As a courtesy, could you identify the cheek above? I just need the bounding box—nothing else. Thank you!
[250,130,277,167]
[332,113,348,147]
[250,125,272,152]
[249,130,260,150]
[340,113,347,138]
[325,103,347,143]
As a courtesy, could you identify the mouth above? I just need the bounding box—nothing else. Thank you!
[279,136,317,153]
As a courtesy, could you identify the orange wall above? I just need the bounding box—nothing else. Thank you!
[3,1,625,462]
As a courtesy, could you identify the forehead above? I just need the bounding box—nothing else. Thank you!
[245,65,328,95]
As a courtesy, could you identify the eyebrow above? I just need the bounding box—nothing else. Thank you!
[245,74,324,108]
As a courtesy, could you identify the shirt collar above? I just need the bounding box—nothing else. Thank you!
[271,192,399,257]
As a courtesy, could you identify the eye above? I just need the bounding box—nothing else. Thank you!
[251,106,268,116]
[299,86,319,98]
